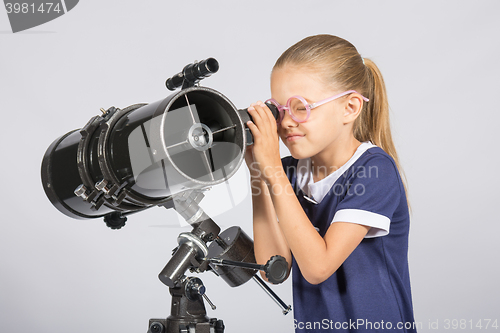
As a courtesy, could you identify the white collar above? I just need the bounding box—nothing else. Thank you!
[296,141,377,204]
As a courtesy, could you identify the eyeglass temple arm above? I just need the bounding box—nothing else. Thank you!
[309,90,369,109]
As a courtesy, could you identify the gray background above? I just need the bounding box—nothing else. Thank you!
[1,1,499,332]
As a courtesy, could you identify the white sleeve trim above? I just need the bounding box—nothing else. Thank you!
[331,209,390,238]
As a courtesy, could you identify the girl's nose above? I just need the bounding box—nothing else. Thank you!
[279,109,298,128]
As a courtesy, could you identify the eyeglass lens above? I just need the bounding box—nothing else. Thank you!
[289,98,309,122]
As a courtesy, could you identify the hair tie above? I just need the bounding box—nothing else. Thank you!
[362,57,365,65]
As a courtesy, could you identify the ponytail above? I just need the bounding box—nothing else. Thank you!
[357,59,410,207]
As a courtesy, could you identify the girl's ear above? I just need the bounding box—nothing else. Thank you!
[343,94,363,124]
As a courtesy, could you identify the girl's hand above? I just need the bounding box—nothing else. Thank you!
[245,101,283,183]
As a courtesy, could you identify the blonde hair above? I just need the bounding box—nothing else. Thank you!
[274,34,410,205]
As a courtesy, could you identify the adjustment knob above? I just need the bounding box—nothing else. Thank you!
[264,255,289,284]
[74,184,89,200]
[185,277,216,310]
[103,212,127,230]
[95,179,110,194]
[148,321,164,333]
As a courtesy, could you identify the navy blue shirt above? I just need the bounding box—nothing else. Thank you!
[282,146,416,332]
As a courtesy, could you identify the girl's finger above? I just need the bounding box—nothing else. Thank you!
[248,106,264,129]
[259,102,278,131]
[252,103,273,134]
[253,104,269,129]
[246,120,261,140]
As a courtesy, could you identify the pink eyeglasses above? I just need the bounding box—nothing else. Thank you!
[265,90,369,123]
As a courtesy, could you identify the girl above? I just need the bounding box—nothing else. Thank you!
[244,35,416,332]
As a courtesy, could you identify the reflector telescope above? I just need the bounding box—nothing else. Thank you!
[41,82,275,223]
